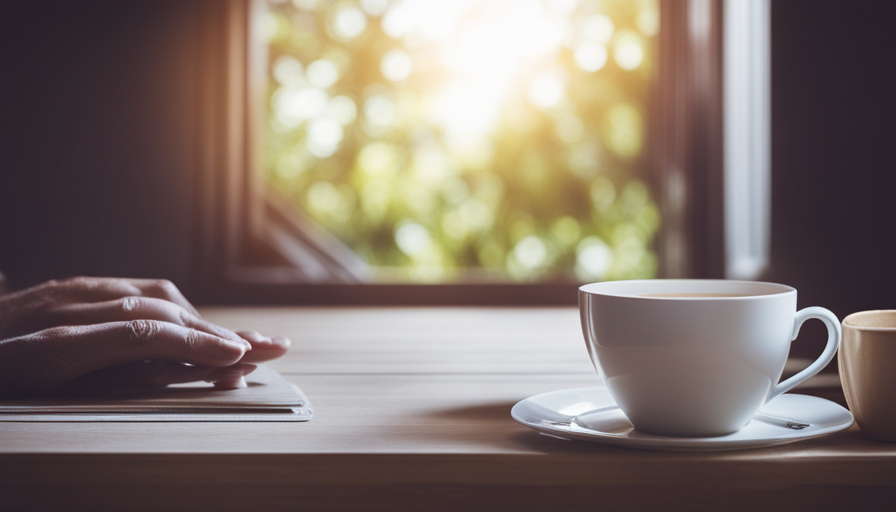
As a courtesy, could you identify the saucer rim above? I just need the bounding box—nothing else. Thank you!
[511,387,854,452]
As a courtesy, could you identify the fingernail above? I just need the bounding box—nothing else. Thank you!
[213,376,247,390]
[222,363,257,376]
[222,338,252,351]
[204,368,241,382]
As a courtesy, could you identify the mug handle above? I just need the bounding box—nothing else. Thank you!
[766,306,841,403]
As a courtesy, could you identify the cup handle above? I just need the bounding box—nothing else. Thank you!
[765,306,841,403]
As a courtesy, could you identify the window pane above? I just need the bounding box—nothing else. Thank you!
[264,0,660,283]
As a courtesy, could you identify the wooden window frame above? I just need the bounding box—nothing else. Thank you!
[193,0,727,305]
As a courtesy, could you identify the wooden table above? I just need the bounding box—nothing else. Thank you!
[2,307,895,511]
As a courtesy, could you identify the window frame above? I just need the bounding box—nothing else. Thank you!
[193,0,728,306]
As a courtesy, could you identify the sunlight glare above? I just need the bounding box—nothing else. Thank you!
[432,80,501,151]
[528,73,566,109]
[546,0,581,15]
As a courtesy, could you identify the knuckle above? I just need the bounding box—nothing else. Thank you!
[183,328,201,350]
[177,308,191,327]
[69,276,93,288]
[126,319,161,343]
[121,296,142,313]
[153,279,177,293]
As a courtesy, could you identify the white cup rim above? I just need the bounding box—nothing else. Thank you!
[578,279,796,300]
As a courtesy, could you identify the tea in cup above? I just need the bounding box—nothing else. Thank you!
[579,280,841,437]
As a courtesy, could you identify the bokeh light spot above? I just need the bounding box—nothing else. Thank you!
[395,222,432,256]
[574,43,608,72]
[604,103,643,158]
[364,94,397,127]
[380,49,413,82]
[306,118,344,158]
[550,216,581,246]
[306,59,340,88]
[514,236,548,269]
[327,95,357,125]
[331,5,367,41]
[273,86,328,127]
[637,4,660,37]
[576,236,612,280]
[307,181,352,222]
[358,142,399,177]
[381,4,413,39]
[581,14,614,44]
[614,31,644,70]
[360,0,389,16]
[273,56,304,86]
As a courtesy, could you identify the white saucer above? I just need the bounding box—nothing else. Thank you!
[511,387,853,452]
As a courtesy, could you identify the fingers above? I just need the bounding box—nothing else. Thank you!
[69,362,257,392]
[236,330,291,363]
[49,296,246,346]
[126,278,201,317]
[210,375,248,390]
[39,276,142,303]
[0,321,252,395]
[43,277,201,316]
[47,299,291,364]
[44,321,251,377]
[46,299,293,364]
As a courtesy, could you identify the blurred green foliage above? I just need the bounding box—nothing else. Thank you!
[264,0,660,282]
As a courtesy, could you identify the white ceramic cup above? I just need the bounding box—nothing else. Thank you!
[579,280,841,437]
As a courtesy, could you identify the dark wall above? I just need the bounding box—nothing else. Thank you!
[0,1,200,291]
[769,0,896,319]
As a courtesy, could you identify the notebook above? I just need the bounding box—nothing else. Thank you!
[0,365,313,422]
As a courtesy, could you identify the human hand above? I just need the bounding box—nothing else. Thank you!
[0,277,290,396]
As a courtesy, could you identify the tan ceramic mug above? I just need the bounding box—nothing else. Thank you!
[839,310,896,442]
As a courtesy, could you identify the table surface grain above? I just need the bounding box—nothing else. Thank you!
[2,307,895,511]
